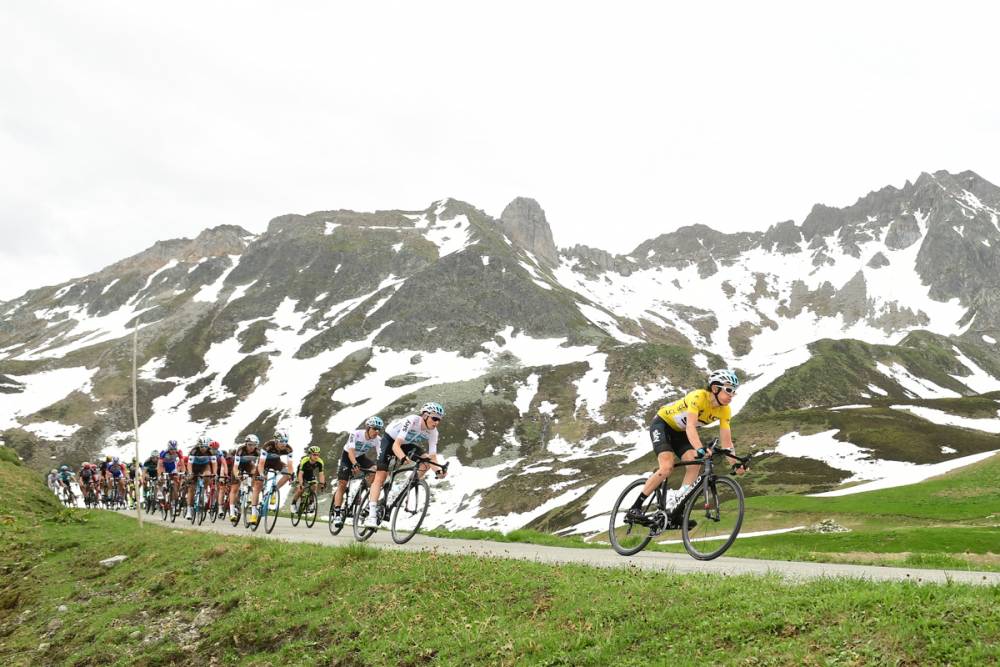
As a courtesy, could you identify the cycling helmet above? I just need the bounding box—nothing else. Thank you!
[51,469,57,474]
[167,440,178,450]
[244,434,260,446]
[365,416,384,430]
[307,446,321,454]
[198,436,212,447]
[275,430,289,444]
[209,440,220,449]
[707,369,739,388]
[112,457,120,464]
[60,465,68,471]
[420,402,445,417]
[105,455,112,462]
[150,449,158,457]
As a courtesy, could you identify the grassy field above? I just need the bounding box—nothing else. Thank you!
[2,456,999,666]
[430,453,1000,571]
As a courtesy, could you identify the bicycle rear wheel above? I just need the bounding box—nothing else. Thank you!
[290,491,302,527]
[305,491,318,528]
[390,479,430,545]
[264,487,280,534]
[608,479,656,556]
[352,485,376,542]
[682,476,745,561]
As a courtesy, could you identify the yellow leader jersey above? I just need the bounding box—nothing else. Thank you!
[656,389,731,432]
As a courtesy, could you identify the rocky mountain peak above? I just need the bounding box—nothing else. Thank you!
[500,197,559,266]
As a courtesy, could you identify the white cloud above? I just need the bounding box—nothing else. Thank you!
[3,1,1000,300]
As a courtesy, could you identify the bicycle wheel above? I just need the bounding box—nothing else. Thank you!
[264,487,280,534]
[608,479,656,556]
[290,490,302,527]
[682,476,745,561]
[198,486,209,525]
[305,491,318,528]
[390,479,430,545]
[241,492,251,529]
[352,485,376,542]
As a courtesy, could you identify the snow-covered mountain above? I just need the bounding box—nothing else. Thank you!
[3,170,1000,534]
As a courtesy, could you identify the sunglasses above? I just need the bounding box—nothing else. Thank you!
[720,386,737,395]
[429,416,442,423]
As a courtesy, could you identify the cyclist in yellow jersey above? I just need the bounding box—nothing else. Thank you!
[629,369,746,517]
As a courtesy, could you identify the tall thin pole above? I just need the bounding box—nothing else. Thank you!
[132,317,142,527]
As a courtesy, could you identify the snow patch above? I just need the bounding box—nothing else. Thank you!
[889,404,1000,433]
[874,361,961,399]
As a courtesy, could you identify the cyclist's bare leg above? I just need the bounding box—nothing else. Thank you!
[679,449,701,487]
[334,479,347,508]
[640,452,675,497]
[369,470,388,505]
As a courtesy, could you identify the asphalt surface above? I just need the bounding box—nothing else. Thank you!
[119,510,1000,587]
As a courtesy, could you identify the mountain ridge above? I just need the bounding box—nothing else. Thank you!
[2,170,1000,534]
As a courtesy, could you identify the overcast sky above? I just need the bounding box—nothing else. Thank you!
[2,1,999,301]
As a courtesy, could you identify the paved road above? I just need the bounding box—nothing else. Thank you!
[119,511,999,587]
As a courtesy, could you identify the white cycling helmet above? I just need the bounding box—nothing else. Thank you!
[707,368,739,388]
[420,402,445,417]
[244,434,259,445]
[365,416,384,429]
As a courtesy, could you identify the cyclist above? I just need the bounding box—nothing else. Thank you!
[47,469,58,492]
[229,434,261,524]
[99,456,113,502]
[127,458,139,508]
[364,402,447,530]
[216,446,235,517]
[249,430,294,526]
[79,463,96,503]
[628,369,746,520]
[108,457,128,505]
[331,417,383,529]
[291,446,326,514]
[57,465,76,503]
[141,450,158,501]
[157,440,184,503]
[185,436,218,520]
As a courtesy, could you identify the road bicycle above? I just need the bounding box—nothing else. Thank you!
[609,443,751,560]
[290,479,320,528]
[189,475,213,525]
[252,469,292,534]
[330,466,376,537]
[353,456,449,544]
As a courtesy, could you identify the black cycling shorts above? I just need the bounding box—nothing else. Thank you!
[190,463,212,476]
[337,452,376,481]
[649,415,694,457]
[376,434,422,472]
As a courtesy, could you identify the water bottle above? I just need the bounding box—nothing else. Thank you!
[665,489,678,511]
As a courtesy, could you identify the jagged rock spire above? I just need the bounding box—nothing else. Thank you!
[500,197,559,266]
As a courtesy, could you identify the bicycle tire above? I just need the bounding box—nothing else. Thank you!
[608,479,656,556]
[264,487,280,534]
[390,479,430,544]
[241,492,250,529]
[290,490,302,527]
[305,491,317,528]
[198,484,209,525]
[352,485,376,542]
[681,476,745,561]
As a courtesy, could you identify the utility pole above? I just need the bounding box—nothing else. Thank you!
[132,316,142,527]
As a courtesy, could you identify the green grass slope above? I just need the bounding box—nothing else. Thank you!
[2,458,999,665]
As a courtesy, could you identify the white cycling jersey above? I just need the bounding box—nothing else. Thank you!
[385,414,439,454]
[343,429,380,457]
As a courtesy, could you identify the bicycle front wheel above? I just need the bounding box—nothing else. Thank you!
[264,487,280,534]
[682,476,745,561]
[390,479,430,545]
[608,479,656,556]
[352,485,376,542]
